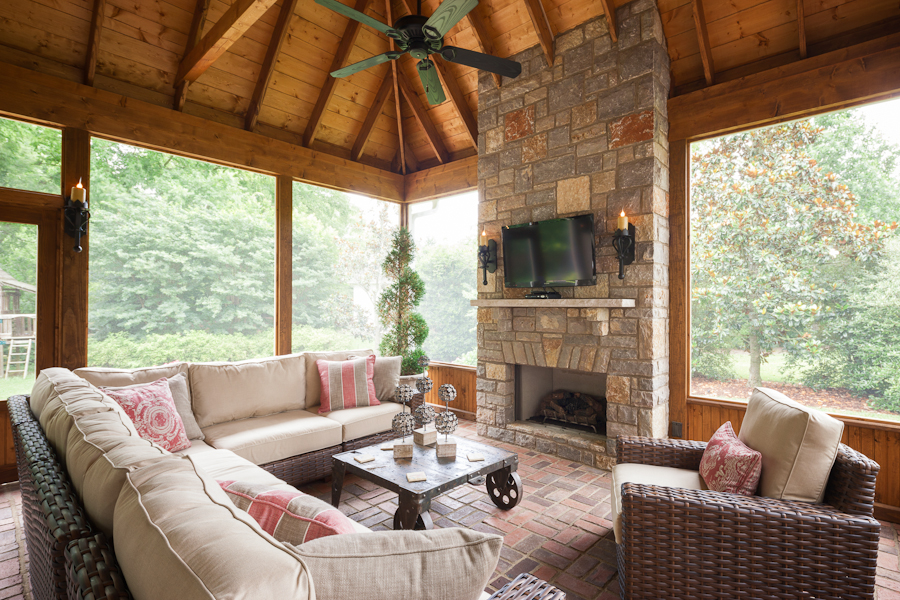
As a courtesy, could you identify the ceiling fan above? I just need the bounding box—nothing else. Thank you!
[314,0,522,105]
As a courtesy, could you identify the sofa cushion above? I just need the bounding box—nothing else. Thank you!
[175,439,217,456]
[189,354,307,428]
[738,387,844,503]
[66,408,169,538]
[304,349,373,407]
[75,362,190,389]
[201,410,342,466]
[189,448,289,486]
[30,368,73,420]
[699,421,762,496]
[219,480,356,544]
[102,378,191,452]
[289,528,503,600]
[319,402,404,442]
[316,355,379,413]
[611,463,707,544]
[103,373,204,441]
[114,455,314,600]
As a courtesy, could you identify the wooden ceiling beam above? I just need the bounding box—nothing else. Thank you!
[797,0,807,59]
[84,0,107,85]
[245,0,299,131]
[404,140,419,172]
[397,67,450,164]
[176,0,279,83]
[434,59,477,149]
[464,8,501,88]
[691,0,715,86]
[351,72,393,161]
[405,154,477,202]
[386,0,405,174]
[303,0,373,148]
[597,0,617,43]
[522,0,554,68]
[174,0,211,111]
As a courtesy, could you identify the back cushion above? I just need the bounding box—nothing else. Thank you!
[75,362,191,390]
[189,354,307,428]
[30,368,73,420]
[114,455,314,600]
[738,387,844,503]
[304,349,373,408]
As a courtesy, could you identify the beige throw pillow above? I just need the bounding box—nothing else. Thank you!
[738,387,844,503]
[350,355,402,402]
[289,528,502,600]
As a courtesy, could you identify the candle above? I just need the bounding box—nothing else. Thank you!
[71,178,87,204]
[617,210,628,231]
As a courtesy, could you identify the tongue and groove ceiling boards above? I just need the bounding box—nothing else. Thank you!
[0,0,897,187]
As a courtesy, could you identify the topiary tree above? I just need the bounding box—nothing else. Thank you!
[377,228,428,375]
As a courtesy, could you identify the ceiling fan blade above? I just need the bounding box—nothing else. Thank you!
[315,0,395,36]
[422,0,478,40]
[331,52,403,78]
[417,60,446,105]
[440,46,522,79]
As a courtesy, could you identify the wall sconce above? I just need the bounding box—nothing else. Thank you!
[478,228,497,285]
[612,211,635,280]
[64,178,90,253]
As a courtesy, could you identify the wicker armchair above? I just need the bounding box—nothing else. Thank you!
[615,436,881,600]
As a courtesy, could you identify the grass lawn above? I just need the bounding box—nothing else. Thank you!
[0,377,34,399]
[730,351,791,383]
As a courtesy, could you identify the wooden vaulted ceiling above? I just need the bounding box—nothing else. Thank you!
[0,0,898,183]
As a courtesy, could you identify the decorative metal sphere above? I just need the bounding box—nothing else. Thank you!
[437,383,457,404]
[395,384,415,406]
[392,412,415,438]
[415,376,433,395]
[414,404,436,428]
[418,355,430,370]
[435,410,458,437]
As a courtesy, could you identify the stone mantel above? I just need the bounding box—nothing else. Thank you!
[471,299,635,308]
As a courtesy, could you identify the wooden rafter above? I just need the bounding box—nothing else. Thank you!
[174,0,211,110]
[397,69,450,164]
[464,8,501,88]
[351,72,393,161]
[797,0,807,59]
[434,59,477,149]
[691,0,715,86]
[303,0,372,148]
[84,0,107,85]
[522,0,554,68]
[245,0,298,131]
[176,0,279,83]
[386,0,405,174]
[403,139,419,172]
[597,0,617,43]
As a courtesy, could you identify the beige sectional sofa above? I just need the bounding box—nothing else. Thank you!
[23,358,504,600]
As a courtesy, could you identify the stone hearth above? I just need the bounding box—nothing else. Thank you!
[474,0,671,470]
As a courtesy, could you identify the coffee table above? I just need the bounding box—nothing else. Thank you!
[331,436,522,530]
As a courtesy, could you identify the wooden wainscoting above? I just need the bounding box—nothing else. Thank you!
[0,402,16,484]
[687,397,900,522]
[423,362,477,420]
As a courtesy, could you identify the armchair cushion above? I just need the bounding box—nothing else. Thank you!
[611,463,706,543]
[738,387,843,503]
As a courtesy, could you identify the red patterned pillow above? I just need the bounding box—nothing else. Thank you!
[218,480,356,544]
[316,355,379,413]
[699,421,762,496]
[102,378,190,452]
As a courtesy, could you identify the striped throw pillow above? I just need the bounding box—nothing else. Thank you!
[218,481,356,544]
[316,355,379,413]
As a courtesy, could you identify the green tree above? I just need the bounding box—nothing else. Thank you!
[377,228,428,374]
[0,117,60,193]
[417,239,477,363]
[691,120,895,387]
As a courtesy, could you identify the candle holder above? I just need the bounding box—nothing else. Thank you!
[612,223,635,280]
[477,238,497,285]
[63,192,90,253]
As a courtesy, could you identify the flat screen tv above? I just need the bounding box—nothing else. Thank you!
[501,214,596,288]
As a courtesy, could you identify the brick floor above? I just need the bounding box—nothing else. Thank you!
[3,420,900,599]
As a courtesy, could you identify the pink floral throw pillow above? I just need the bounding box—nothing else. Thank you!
[316,355,379,413]
[699,421,762,496]
[218,481,356,544]
[102,378,191,452]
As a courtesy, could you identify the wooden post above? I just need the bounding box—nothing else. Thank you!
[59,128,91,369]
[668,139,688,439]
[275,175,292,355]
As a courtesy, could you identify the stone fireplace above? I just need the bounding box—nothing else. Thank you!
[473,0,671,471]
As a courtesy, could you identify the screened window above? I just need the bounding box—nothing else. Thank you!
[0,222,37,396]
[409,192,478,365]
[88,140,276,365]
[689,98,900,422]
[291,182,400,353]
[0,116,61,194]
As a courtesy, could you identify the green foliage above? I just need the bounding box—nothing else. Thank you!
[0,117,61,194]
[377,228,428,375]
